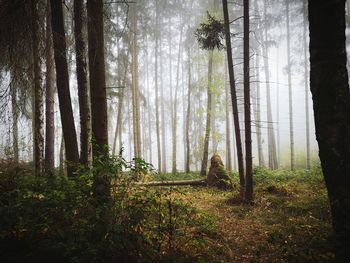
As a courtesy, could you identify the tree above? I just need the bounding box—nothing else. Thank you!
[185,46,191,173]
[243,0,253,202]
[45,0,55,170]
[302,0,311,169]
[131,3,142,159]
[74,0,90,165]
[50,0,80,176]
[155,0,162,172]
[222,0,245,194]
[286,0,295,170]
[262,0,278,169]
[10,79,19,163]
[87,0,109,199]
[199,50,213,177]
[31,0,44,175]
[309,0,350,259]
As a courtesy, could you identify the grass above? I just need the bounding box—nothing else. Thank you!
[151,165,334,262]
[0,161,334,262]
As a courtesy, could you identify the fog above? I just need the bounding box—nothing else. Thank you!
[0,0,327,171]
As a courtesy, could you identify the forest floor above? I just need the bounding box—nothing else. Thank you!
[0,162,334,263]
[154,167,334,262]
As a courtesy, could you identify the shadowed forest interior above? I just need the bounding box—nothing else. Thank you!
[0,0,350,262]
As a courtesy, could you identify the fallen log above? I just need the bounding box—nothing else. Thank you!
[139,178,207,187]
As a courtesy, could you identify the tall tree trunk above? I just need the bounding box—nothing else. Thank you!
[87,0,109,200]
[50,0,80,176]
[185,47,191,173]
[244,0,253,203]
[45,0,55,170]
[146,47,152,163]
[169,18,174,173]
[59,135,65,175]
[262,0,278,169]
[200,51,213,177]
[10,80,19,163]
[160,33,166,173]
[276,48,281,167]
[31,0,44,175]
[303,1,310,169]
[74,0,90,165]
[131,4,141,158]
[155,0,161,172]
[222,0,245,193]
[286,0,295,170]
[224,55,232,171]
[112,52,128,156]
[255,54,265,167]
[309,0,350,259]
[172,23,183,174]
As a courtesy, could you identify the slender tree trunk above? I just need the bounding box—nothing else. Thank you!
[160,32,166,173]
[155,0,161,172]
[303,1,310,169]
[10,81,19,163]
[200,51,213,177]
[225,55,232,171]
[262,0,278,169]
[185,47,191,173]
[131,4,142,159]
[276,48,281,167]
[74,0,90,165]
[222,0,245,192]
[59,135,65,175]
[244,0,253,203]
[172,25,183,174]
[255,53,265,167]
[45,0,55,170]
[50,0,80,176]
[146,48,152,163]
[286,0,295,170]
[169,18,174,173]
[87,0,109,200]
[112,53,128,155]
[309,0,350,259]
[31,0,44,175]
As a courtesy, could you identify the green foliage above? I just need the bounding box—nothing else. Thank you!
[195,12,225,50]
[0,156,201,263]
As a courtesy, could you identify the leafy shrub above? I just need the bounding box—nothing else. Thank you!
[0,154,194,263]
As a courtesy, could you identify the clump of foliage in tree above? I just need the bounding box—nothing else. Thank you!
[195,12,225,50]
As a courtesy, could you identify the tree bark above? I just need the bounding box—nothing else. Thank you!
[155,0,161,172]
[31,0,44,175]
[45,0,55,170]
[200,51,213,177]
[303,1,311,169]
[160,29,167,173]
[87,0,110,200]
[10,80,19,163]
[172,25,183,174]
[309,0,350,260]
[222,0,245,193]
[286,0,295,170]
[262,0,278,169]
[185,47,191,173]
[140,178,206,187]
[244,0,253,203]
[74,0,91,165]
[224,55,232,171]
[131,4,142,159]
[50,0,80,176]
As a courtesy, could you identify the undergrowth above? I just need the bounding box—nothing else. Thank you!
[0,161,333,262]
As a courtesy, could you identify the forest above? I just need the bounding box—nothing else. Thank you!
[0,0,349,262]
